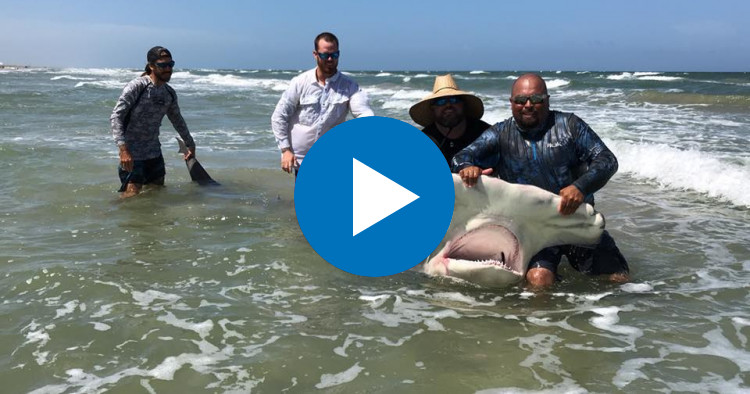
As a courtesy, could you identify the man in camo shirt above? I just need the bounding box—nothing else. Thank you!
[110,46,196,198]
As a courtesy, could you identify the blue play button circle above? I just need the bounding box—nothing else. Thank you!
[294,116,455,277]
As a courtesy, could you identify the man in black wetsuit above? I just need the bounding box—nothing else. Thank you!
[452,73,629,288]
[409,74,490,165]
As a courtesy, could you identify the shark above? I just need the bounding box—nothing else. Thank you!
[176,138,220,186]
[422,175,605,287]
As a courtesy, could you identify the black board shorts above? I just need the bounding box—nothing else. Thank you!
[527,230,629,276]
[118,155,166,189]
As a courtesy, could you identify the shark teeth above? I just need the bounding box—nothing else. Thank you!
[449,258,512,270]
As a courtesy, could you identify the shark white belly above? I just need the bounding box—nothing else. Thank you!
[422,175,605,287]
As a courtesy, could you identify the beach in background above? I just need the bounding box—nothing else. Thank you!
[1,68,749,392]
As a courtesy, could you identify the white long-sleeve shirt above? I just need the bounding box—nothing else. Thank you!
[271,69,374,164]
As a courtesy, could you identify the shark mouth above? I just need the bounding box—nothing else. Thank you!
[437,224,525,278]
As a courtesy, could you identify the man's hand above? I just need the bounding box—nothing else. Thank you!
[184,146,195,161]
[458,166,493,188]
[558,185,584,215]
[281,150,298,174]
[119,146,133,172]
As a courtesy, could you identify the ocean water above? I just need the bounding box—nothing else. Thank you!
[1,68,749,393]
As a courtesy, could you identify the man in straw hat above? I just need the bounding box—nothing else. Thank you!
[409,74,490,164]
[452,73,629,288]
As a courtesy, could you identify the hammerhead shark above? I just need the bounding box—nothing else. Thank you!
[176,138,220,186]
[421,175,605,287]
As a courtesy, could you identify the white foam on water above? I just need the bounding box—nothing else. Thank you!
[54,300,80,319]
[50,75,95,81]
[359,293,460,329]
[637,76,684,82]
[21,320,51,347]
[515,334,568,386]
[131,289,182,308]
[157,311,214,338]
[590,306,643,337]
[526,316,587,334]
[621,283,654,293]
[53,68,136,78]
[274,311,307,324]
[732,317,750,348]
[29,338,243,393]
[375,72,392,77]
[74,80,127,89]
[93,280,129,294]
[91,322,111,331]
[680,268,749,293]
[545,79,570,89]
[470,70,488,74]
[476,382,588,394]
[706,118,745,127]
[390,89,430,100]
[611,140,750,208]
[405,289,499,307]
[315,363,365,389]
[191,74,290,91]
[613,355,664,389]
[659,328,750,372]
[607,72,656,80]
[91,302,122,318]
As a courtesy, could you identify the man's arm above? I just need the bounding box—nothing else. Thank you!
[271,80,302,151]
[110,79,143,148]
[451,123,503,172]
[271,78,303,173]
[349,88,374,118]
[166,87,195,159]
[568,114,618,196]
[451,123,503,187]
[110,79,144,172]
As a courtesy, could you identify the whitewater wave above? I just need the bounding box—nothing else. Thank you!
[611,140,750,207]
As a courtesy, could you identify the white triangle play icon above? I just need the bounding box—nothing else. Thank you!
[353,158,419,236]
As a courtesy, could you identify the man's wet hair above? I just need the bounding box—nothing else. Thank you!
[314,32,339,51]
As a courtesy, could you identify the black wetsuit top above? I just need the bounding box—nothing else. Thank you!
[452,111,618,205]
[422,118,491,165]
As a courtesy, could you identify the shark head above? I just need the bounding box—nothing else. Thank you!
[422,175,605,287]
[424,224,525,287]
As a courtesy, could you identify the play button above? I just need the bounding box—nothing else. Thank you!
[294,116,454,277]
[352,158,419,236]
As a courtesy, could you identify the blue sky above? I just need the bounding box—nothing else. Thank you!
[1,0,749,71]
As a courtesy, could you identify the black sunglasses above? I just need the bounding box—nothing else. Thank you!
[432,96,462,106]
[155,61,175,69]
[317,51,340,60]
[511,94,548,105]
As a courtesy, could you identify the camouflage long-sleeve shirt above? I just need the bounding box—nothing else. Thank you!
[452,111,618,204]
[110,76,195,160]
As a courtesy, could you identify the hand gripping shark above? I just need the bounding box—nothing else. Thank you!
[422,175,605,287]
[176,138,220,186]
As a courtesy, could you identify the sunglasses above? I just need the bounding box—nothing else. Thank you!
[432,96,462,106]
[317,51,340,60]
[511,94,548,105]
[155,61,175,69]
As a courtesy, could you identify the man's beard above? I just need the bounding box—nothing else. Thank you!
[155,71,171,83]
[516,109,542,130]
[437,112,463,129]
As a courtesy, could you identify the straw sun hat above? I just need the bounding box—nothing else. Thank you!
[409,74,484,127]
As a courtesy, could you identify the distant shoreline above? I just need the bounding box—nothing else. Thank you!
[0,64,31,70]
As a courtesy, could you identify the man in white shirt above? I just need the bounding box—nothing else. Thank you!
[271,32,374,174]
